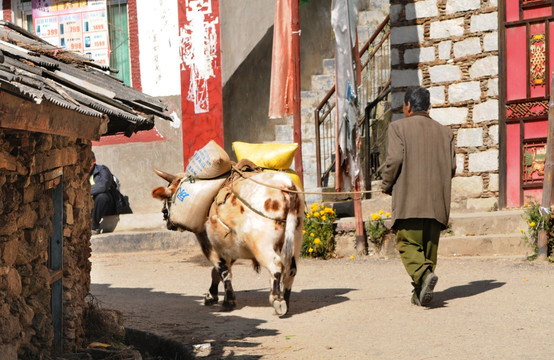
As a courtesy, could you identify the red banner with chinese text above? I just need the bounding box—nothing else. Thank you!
[178,0,224,166]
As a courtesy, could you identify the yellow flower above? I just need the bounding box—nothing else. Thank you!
[309,247,314,253]
[379,210,384,215]
[321,215,327,221]
[385,212,391,217]
[326,207,335,214]
[302,230,306,235]
[306,214,311,218]
[525,204,529,208]
[520,229,524,233]
[314,212,320,217]
[310,232,315,237]
[350,255,355,260]
[530,221,536,227]
[314,238,321,244]
[371,213,380,221]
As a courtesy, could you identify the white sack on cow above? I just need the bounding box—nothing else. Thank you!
[170,177,226,233]
[185,140,231,179]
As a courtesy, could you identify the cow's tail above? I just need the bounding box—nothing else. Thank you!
[282,188,303,280]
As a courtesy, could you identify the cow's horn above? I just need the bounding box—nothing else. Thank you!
[153,167,177,183]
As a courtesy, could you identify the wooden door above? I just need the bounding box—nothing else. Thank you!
[504,0,554,207]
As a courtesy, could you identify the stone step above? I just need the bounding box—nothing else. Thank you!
[311,74,335,92]
[322,58,335,75]
[438,233,532,257]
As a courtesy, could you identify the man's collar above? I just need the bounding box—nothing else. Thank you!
[410,110,430,118]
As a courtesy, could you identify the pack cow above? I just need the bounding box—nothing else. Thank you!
[151,168,304,316]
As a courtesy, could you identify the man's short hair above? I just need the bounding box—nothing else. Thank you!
[404,87,430,112]
[91,151,96,160]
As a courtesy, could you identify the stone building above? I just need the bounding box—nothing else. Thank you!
[0,23,169,358]
[389,0,500,211]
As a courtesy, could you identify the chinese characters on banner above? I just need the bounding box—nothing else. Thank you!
[178,0,224,164]
[32,0,110,66]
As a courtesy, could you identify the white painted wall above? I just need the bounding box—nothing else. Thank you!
[136,0,181,97]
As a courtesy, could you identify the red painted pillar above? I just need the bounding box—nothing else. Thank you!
[2,0,12,21]
[178,0,224,166]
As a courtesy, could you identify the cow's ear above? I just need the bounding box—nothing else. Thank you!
[152,187,171,200]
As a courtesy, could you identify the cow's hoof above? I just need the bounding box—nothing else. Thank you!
[273,299,288,316]
[221,300,236,312]
[204,294,218,306]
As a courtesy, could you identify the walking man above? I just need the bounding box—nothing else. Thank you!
[380,87,456,306]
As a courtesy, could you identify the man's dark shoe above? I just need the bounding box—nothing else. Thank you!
[411,290,421,306]
[419,272,438,306]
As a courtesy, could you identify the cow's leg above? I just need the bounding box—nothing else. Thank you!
[216,258,237,311]
[281,255,297,309]
[204,267,220,306]
[254,246,287,316]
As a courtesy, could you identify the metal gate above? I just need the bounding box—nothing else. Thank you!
[503,0,554,207]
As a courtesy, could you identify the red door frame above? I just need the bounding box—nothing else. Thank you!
[501,0,554,208]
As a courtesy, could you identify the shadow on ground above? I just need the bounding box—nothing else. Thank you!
[430,279,506,309]
[90,284,354,358]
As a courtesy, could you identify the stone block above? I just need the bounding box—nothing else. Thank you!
[391,48,400,66]
[487,78,498,97]
[453,37,482,58]
[452,176,484,199]
[483,32,498,51]
[470,12,498,33]
[391,69,423,87]
[446,0,480,14]
[404,47,435,64]
[473,99,499,123]
[405,0,439,20]
[429,86,445,105]
[488,173,499,192]
[457,128,483,147]
[438,41,451,60]
[429,64,462,83]
[449,81,481,102]
[469,56,498,78]
[456,154,465,174]
[429,107,468,125]
[391,25,424,45]
[466,197,498,211]
[0,152,17,171]
[390,4,403,23]
[391,91,405,110]
[65,203,74,225]
[430,18,465,39]
[469,149,499,172]
[489,124,499,144]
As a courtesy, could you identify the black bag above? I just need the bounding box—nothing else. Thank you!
[111,188,133,214]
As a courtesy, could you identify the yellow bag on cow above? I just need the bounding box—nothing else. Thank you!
[232,142,298,170]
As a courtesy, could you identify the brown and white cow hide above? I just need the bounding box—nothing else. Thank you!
[152,169,304,316]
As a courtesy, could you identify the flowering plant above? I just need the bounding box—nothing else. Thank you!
[521,199,554,259]
[365,210,391,250]
[301,203,337,259]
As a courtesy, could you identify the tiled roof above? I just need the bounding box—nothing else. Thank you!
[0,20,171,137]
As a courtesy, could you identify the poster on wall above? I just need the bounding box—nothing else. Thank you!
[178,0,223,164]
[32,0,109,66]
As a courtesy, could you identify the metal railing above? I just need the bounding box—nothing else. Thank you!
[314,14,391,188]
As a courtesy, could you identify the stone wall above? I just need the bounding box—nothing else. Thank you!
[389,0,499,211]
[0,130,92,358]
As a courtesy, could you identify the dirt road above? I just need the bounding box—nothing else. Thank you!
[90,247,553,359]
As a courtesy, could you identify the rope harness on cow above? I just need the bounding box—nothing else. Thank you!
[229,163,382,196]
